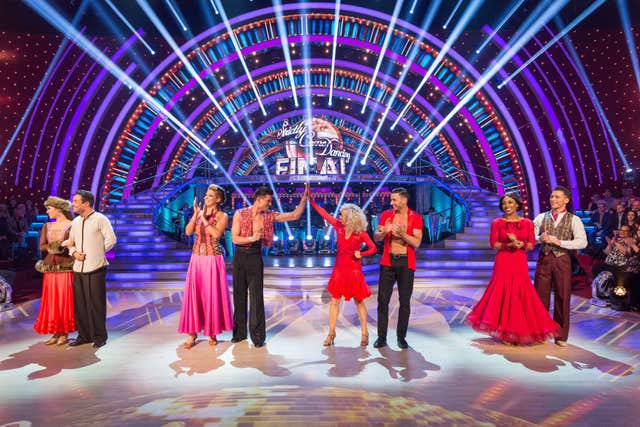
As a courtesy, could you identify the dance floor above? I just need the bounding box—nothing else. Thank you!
[1,287,639,426]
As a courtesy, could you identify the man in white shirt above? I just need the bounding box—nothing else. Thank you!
[66,190,116,348]
[533,186,587,347]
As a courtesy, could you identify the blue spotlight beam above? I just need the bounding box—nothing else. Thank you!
[360,0,404,113]
[164,0,188,31]
[498,0,607,89]
[104,0,155,54]
[136,0,238,132]
[359,0,442,165]
[442,0,463,29]
[617,0,640,95]
[555,16,631,171]
[208,0,219,15]
[328,0,341,106]
[410,0,418,14]
[214,0,267,116]
[0,0,90,167]
[273,0,299,107]
[391,0,484,130]
[475,0,525,54]
[20,0,246,195]
[407,0,570,166]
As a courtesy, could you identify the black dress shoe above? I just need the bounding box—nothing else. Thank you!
[68,338,91,347]
[397,337,409,349]
[373,337,387,348]
[253,341,265,348]
[231,337,246,343]
[93,340,107,348]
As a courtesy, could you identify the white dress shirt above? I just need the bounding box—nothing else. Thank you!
[68,211,117,273]
[533,211,588,250]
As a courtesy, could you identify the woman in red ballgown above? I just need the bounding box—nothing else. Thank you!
[309,196,377,346]
[33,196,76,345]
[467,194,559,345]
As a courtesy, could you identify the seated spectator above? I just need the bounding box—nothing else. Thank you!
[592,227,635,293]
[603,189,616,210]
[626,232,640,311]
[613,203,627,230]
[590,200,613,243]
[631,199,640,216]
[625,210,638,235]
[587,194,601,213]
[7,203,29,246]
[0,204,10,260]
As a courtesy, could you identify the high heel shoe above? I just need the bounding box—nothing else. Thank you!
[57,334,68,345]
[45,335,59,345]
[323,331,336,346]
[360,333,369,347]
[183,334,197,349]
[208,336,218,346]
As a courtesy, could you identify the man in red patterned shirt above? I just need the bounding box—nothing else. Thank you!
[373,188,423,349]
[231,184,308,347]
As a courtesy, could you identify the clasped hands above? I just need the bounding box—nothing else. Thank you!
[382,219,406,238]
[506,233,525,250]
[539,232,561,246]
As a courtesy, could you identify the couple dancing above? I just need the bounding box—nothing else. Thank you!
[178,183,422,350]
[467,186,588,346]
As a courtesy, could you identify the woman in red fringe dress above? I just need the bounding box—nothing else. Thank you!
[309,195,376,346]
[467,193,558,345]
[33,196,76,345]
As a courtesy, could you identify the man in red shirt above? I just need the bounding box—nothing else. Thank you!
[373,187,423,349]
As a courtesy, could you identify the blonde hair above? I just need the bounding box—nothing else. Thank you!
[340,203,368,234]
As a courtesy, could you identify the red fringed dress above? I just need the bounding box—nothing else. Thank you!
[466,218,559,344]
[310,198,376,301]
[33,222,76,334]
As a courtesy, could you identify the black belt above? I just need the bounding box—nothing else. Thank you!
[390,253,408,259]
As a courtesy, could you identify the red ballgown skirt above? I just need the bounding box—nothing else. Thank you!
[33,271,76,334]
[466,250,558,344]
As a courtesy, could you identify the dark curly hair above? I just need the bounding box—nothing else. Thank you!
[499,193,523,212]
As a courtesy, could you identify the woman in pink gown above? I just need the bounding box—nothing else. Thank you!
[178,184,233,348]
[309,196,377,346]
[467,194,559,345]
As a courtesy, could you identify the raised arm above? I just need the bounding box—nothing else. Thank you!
[274,183,309,223]
[309,197,339,227]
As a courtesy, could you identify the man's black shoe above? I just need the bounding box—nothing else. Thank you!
[93,340,107,348]
[231,337,246,343]
[373,337,387,348]
[68,338,91,347]
[397,337,409,349]
[253,341,265,348]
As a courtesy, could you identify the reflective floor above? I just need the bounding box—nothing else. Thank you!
[1,288,639,426]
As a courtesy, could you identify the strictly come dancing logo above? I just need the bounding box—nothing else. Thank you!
[275,118,350,175]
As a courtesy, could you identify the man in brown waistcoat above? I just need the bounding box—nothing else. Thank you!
[533,186,587,347]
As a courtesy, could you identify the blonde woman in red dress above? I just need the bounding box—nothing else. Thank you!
[309,195,377,346]
[33,197,76,345]
[467,193,558,345]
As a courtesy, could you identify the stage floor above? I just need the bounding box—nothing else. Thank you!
[1,288,639,426]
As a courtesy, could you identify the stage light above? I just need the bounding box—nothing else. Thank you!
[442,0,463,29]
[409,0,417,14]
[390,0,483,130]
[273,235,279,241]
[208,0,219,15]
[104,0,155,54]
[306,235,312,240]
[136,0,238,132]
[0,0,90,167]
[360,0,403,113]
[288,235,294,241]
[164,0,188,31]
[324,235,330,240]
[214,0,266,116]
[273,0,299,107]
[328,0,341,106]
[497,0,607,89]
[617,0,640,96]
[407,0,570,166]
[555,16,632,173]
[475,0,525,54]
